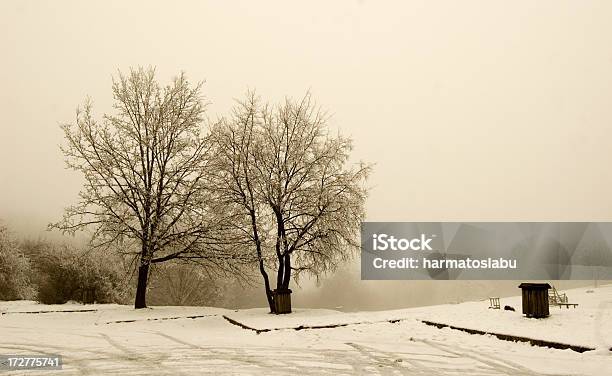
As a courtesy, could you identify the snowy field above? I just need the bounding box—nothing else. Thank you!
[0,285,611,375]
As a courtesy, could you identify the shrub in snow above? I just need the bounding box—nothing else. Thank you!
[0,225,35,300]
[27,242,128,304]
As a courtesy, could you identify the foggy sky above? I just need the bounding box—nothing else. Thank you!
[2,0,612,235]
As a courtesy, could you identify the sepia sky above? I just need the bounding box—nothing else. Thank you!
[2,0,612,237]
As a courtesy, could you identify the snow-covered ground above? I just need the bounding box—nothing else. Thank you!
[1,285,610,375]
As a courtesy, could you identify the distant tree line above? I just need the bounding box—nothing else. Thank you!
[33,67,369,312]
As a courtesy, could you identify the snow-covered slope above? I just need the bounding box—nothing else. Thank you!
[223,284,612,350]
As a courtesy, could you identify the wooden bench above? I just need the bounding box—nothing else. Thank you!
[548,285,568,306]
[556,303,578,309]
[489,297,500,309]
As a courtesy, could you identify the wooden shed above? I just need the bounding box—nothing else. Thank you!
[518,283,551,318]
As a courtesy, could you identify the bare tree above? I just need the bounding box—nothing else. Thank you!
[209,94,276,311]
[259,94,370,291]
[211,92,370,313]
[51,67,238,308]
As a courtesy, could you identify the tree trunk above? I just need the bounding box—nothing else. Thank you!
[274,210,290,291]
[134,263,150,309]
[282,253,291,289]
[275,213,284,288]
[249,209,275,313]
[276,253,284,288]
[259,257,275,313]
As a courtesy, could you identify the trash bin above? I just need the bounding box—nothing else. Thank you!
[273,289,292,314]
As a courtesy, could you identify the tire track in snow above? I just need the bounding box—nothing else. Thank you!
[153,331,202,349]
[344,339,549,376]
[98,333,185,376]
[153,331,365,375]
[412,337,560,376]
[345,342,420,376]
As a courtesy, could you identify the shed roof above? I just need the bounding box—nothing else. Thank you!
[518,283,551,289]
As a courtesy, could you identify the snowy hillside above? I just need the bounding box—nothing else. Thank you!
[1,285,610,375]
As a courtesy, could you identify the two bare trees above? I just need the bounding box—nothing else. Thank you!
[53,68,369,310]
